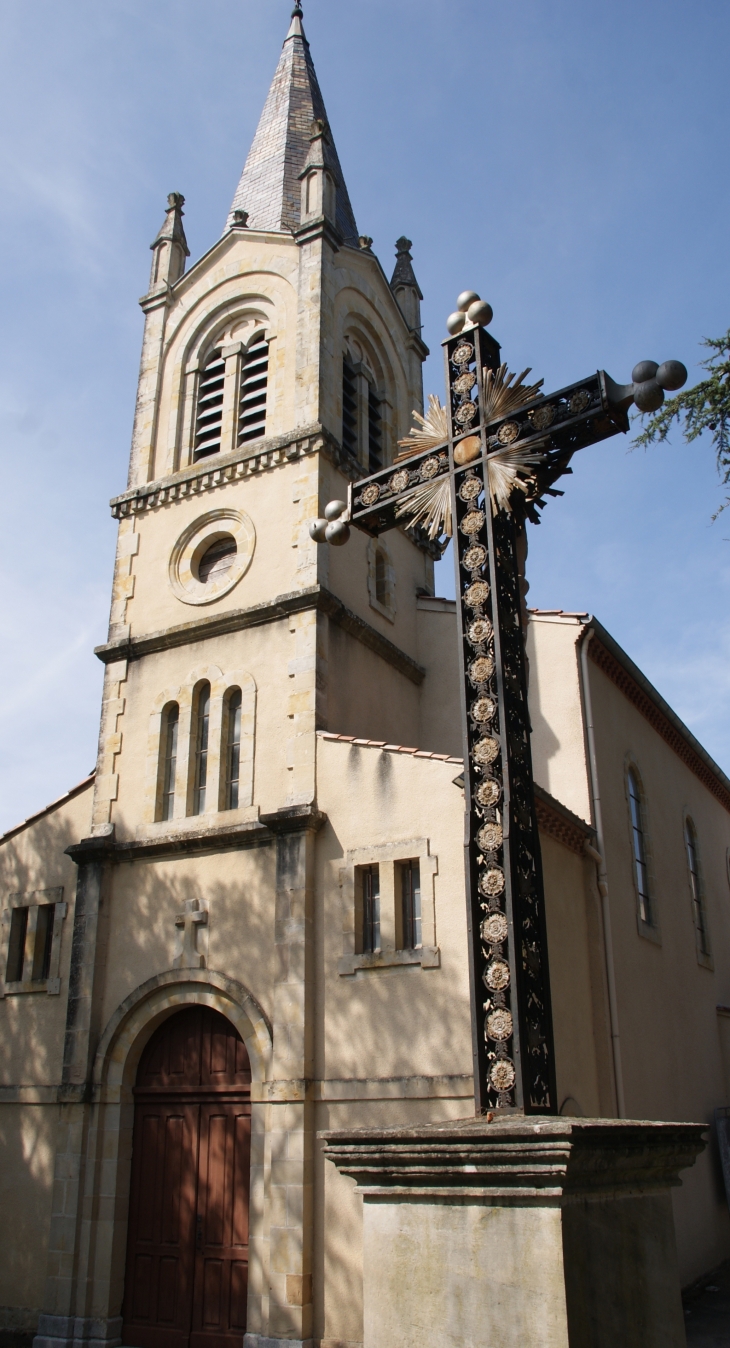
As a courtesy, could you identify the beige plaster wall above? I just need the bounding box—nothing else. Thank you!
[98,846,276,1038]
[527,614,592,824]
[587,656,730,1281]
[415,597,462,758]
[0,784,92,1085]
[0,1102,58,1323]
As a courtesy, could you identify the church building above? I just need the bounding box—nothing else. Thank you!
[1,7,730,1348]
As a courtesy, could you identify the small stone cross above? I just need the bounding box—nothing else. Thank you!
[174,899,208,969]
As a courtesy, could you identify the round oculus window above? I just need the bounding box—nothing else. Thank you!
[197,535,237,584]
[169,509,255,606]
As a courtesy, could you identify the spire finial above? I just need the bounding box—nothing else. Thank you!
[286,1,304,39]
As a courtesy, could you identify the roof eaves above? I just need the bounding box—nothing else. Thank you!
[0,773,95,845]
[586,618,730,809]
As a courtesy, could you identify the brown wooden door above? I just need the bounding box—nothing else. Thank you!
[191,1103,251,1348]
[123,1009,251,1348]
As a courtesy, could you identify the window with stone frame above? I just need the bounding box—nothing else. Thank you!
[367,536,396,623]
[357,864,381,954]
[224,688,243,811]
[625,763,658,941]
[342,354,358,457]
[339,840,439,975]
[157,702,179,822]
[397,860,422,951]
[192,682,211,816]
[684,817,711,966]
[1,889,67,996]
[341,345,388,470]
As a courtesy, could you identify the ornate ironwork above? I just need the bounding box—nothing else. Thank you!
[341,318,665,1115]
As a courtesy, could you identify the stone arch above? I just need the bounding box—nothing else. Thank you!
[87,971,273,1331]
[94,967,273,1100]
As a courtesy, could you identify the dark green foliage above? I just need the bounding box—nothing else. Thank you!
[633,330,730,518]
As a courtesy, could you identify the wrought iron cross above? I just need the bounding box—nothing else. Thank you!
[311,292,686,1116]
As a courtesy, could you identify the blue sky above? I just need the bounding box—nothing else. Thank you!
[0,0,728,833]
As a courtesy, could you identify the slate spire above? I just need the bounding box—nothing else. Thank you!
[225,5,358,244]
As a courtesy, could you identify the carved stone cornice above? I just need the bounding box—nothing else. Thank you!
[65,806,326,867]
[94,584,426,686]
[110,424,359,520]
[320,1114,706,1202]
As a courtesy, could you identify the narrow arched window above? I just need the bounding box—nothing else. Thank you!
[684,818,709,956]
[193,684,211,816]
[160,704,179,822]
[368,385,383,472]
[225,689,243,810]
[238,333,269,445]
[375,550,387,606]
[194,349,225,460]
[342,355,358,457]
[627,768,651,925]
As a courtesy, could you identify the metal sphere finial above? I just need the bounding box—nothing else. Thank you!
[292,2,303,16]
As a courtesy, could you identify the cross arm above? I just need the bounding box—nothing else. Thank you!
[344,368,629,539]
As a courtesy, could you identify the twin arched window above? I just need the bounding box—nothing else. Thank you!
[194,334,269,462]
[157,685,246,821]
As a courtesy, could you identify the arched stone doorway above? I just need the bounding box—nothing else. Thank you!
[122,1006,252,1348]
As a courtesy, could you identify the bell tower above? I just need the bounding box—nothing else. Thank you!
[92,1,433,841]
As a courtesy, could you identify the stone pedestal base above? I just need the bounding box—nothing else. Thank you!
[322,1115,705,1348]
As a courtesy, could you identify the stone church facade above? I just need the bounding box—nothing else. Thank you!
[2,8,730,1348]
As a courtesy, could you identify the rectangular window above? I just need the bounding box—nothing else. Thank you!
[32,905,56,982]
[359,864,380,954]
[399,861,422,950]
[6,906,28,982]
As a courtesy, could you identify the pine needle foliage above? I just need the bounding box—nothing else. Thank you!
[632,330,730,518]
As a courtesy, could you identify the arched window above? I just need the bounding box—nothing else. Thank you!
[684,818,709,957]
[341,350,385,470]
[368,385,383,472]
[194,349,225,460]
[159,704,179,822]
[627,767,651,925]
[238,333,269,445]
[193,683,211,816]
[225,689,243,811]
[342,354,358,457]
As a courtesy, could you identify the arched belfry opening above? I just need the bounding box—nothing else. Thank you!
[122,1007,252,1348]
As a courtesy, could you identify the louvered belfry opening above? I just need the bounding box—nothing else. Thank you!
[368,385,383,473]
[194,349,225,460]
[342,355,358,457]
[238,334,269,445]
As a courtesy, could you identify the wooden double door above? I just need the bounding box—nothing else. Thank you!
[123,1009,252,1348]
